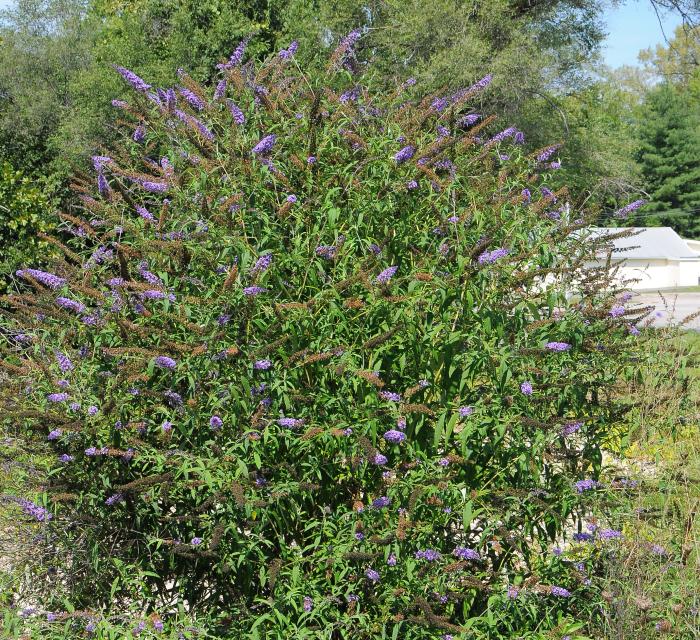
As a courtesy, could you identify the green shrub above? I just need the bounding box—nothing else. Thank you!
[0,161,56,291]
[0,36,646,639]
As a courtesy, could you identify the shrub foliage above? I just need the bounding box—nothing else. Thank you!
[0,36,644,639]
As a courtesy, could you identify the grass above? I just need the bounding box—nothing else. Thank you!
[593,329,700,639]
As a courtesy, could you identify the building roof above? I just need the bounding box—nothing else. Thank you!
[589,227,700,260]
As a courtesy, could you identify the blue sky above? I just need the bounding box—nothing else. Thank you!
[0,0,683,68]
[602,1,683,67]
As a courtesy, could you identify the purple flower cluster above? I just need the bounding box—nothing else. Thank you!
[598,528,622,540]
[47,392,69,403]
[458,406,474,417]
[365,568,380,582]
[133,124,146,143]
[486,127,517,146]
[278,417,304,428]
[372,496,391,508]
[535,144,562,163]
[550,586,571,597]
[545,341,571,351]
[453,547,480,561]
[376,265,398,284]
[243,286,267,296]
[478,248,509,265]
[561,421,583,436]
[114,65,151,92]
[614,199,645,218]
[254,359,272,370]
[214,78,227,100]
[154,356,177,370]
[16,269,66,289]
[415,549,441,561]
[609,304,625,318]
[17,498,52,522]
[105,493,124,506]
[56,296,86,314]
[210,415,223,430]
[379,391,401,402]
[219,37,250,70]
[55,350,74,373]
[252,134,277,156]
[575,479,602,493]
[394,145,415,164]
[573,532,594,543]
[279,40,298,60]
[251,254,273,274]
[520,381,533,396]
[178,87,205,111]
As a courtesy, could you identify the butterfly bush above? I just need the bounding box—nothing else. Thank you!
[0,34,649,639]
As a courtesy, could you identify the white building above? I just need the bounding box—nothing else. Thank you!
[586,227,700,291]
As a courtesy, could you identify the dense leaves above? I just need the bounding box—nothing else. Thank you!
[0,37,647,638]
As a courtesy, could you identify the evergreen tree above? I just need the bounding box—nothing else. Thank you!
[635,82,700,238]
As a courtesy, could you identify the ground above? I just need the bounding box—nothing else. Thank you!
[633,291,700,329]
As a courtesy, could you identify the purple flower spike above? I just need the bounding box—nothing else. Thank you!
[277,417,304,428]
[55,350,74,373]
[114,66,151,92]
[383,429,406,444]
[178,87,205,111]
[478,248,509,265]
[226,100,245,125]
[210,415,223,430]
[214,78,227,100]
[254,359,272,370]
[303,596,313,612]
[486,127,517,145]
[575,479,601,493]
[520,381,533,396]
[154,356,177,370]
[550,586,571,597]
[372,453,388,465]
[17,498,52,522]
[251,254,272,274]
[16,269,66,289]
[561,421,583,436]
[545,341,571,352]
[394,145,415,164]
[243,286,267,296]
[252,134,277,156]
[458,406,473,417]
[453,547,480,561]
[376,265,398,284]
[219,37,250,70]
[614,199,645,218]
[365,568,380,582]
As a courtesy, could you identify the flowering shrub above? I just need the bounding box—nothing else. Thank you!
[0,34,647,639]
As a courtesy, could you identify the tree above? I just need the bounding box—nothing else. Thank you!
[634,82,700,237]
